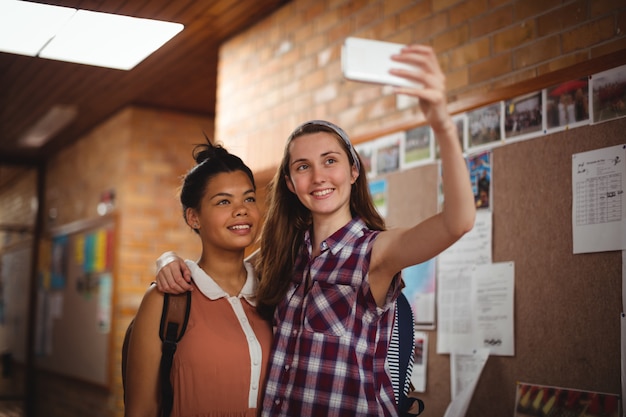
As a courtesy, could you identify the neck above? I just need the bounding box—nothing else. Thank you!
[197,249,247,287]
[311,211,352,254]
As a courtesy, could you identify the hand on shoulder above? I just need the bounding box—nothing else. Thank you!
[156,251,193,294]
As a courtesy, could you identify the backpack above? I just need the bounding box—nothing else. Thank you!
[395,292,425,416]
[122,291,192,417]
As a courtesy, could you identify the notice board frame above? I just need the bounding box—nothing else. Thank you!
[34,214,117,389]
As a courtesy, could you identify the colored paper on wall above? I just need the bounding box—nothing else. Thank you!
[50,235,68,289]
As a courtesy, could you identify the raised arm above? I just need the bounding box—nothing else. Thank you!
[369,45,475,304]
[155,251,193,293]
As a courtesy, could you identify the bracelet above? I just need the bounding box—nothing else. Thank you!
[156,251,178,273]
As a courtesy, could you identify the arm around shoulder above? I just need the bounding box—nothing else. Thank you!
[155,251,192,294]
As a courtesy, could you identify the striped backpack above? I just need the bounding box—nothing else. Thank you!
[393,292,425,416]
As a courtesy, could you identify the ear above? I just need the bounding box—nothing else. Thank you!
[285,175,296,194]
[185,208,199,229]
[350,164,359,184]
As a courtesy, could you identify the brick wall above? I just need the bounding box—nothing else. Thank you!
[33,107,214,417]
[215,0,626,172]
[1,0,625,415]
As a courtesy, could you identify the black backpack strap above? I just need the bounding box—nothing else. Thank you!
[396,292,425,416]
[158,291,191,417]
[121,317,134,404]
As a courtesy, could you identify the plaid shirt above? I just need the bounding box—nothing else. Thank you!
[261,218,402,417]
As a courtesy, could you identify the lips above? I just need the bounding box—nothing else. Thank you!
[228,223,252,231]
[311,188,334,197]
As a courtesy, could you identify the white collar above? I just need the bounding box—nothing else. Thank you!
[185,260,258,305]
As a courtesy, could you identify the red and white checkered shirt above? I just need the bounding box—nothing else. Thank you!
[261,218,402,417]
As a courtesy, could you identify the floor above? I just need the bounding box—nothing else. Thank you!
[0,357,24,417]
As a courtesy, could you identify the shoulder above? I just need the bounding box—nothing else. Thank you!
[136,284,165,319]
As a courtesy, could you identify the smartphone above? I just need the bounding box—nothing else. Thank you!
[341,37,421,88]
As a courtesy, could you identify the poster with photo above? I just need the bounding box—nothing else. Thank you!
[402,258,436,329]
[467,102,503,151]
[454,113,467,154]
[355,140,377,178]
[368,179,388,218]
[504,91,543,141]
[402,125,433,169]
[546,77,590,130]
[374,131,403,175]
[51,235,68,290]
[468,151,491,210]
[591,64,626,124]
[435,113,466,159]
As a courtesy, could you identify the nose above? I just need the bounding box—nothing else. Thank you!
[234,204,248,217]
[311,166,326,184]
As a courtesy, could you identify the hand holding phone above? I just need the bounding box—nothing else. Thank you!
[341,37,421,88]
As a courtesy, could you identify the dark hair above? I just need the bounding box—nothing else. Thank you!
[180,135,256,232]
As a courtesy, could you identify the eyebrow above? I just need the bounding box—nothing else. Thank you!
[209,188,255,200]
[290,150,342,166]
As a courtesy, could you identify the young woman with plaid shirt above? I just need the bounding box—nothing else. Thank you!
[155,44,475,417]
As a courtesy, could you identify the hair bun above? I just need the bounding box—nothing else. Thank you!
[193,133,227,165]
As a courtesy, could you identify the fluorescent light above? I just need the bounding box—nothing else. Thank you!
[18,105,77,147]
[0,1,184,70]
[0,1,75,56]
[40,10,184,70]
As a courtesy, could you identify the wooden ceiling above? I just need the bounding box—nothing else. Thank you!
[0,0,290,164]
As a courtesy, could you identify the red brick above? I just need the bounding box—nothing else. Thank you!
[449,37,491,69]
[591,0,624,16]
[414,13,450,41]
[470,6,513,39]
[433,0,463,13]
[336,0,372,18]
[562,16,616,52]
[433,23,471,52]
[491,67,538,89]
[355,3,385,28]
[493,20,536,53]
[537,1,588,37]
[364,18,400,41]
[590,36,626,58]
[515,0,563,20]
[383,0,424,16]
[469,52,513,83]
[514,35,561,68]
[449,0,489,26]
[397,2,433,30]
[536,51,591,74]
[446,67,470,91]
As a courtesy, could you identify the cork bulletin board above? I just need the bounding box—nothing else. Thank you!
[34,215,116,388]
[380,117,624,417]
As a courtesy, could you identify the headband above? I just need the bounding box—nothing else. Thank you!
[287,120,361,173]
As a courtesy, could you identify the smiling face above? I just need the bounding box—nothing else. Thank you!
[187,170,260,252]
[285,131,358,223]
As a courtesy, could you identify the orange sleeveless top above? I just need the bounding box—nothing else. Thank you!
[170,261,273,417]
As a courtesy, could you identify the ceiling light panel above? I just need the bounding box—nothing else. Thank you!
[0,1,76,56]
[39,9,184,70]
[0,1,184,70]
[18,105,77,148]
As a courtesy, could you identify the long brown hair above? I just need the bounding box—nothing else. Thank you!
[255,120,385,319]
